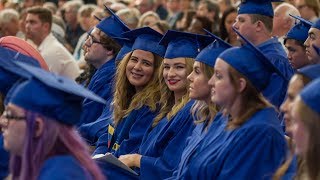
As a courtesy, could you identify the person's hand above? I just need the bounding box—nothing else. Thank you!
[118,154,142,168]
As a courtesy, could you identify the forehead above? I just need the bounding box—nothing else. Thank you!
[214,58,229,71]
[26,13,40,20]
[308,27,320,38]
[164,57,186,64]
[236,14,251,20]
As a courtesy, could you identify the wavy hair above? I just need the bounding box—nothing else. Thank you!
[113,51,163,126]
[191,62,217,125]
[152,58,194,127]
[225,65,272,130]
[10,111,104,180]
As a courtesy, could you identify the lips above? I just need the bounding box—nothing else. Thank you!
[168,79,179,85]
[131,71,143,78]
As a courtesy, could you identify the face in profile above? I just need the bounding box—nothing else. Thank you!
[187,61,211,103]
[280,75,305,136]
[208,58,236,108]
[289,97,309,155]
[0,103,27,156]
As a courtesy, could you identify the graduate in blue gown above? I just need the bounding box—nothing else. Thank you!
[283,78,320,179]
[110,30,214,179]
[233,0,294,108]
[273,64,320,180]
[0,62,105,179]
[175,29,288,179]
[79,38,134,146]
[170,30,232,179]
[78,6,130,129]
[93,27,166,157]
[0,44,48,179]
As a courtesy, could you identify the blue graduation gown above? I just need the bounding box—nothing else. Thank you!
[94,105,158,157]
[78,58,116,126]
[170,112,224,179]
[78,103,113,146]
[38,155,93,180]
[137,100,195,179]
[180,107,287,179]
[258,38,294,108]
[0,134,9,180]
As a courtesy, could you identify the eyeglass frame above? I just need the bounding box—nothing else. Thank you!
[86,33,107,46]
[0,110,26,128]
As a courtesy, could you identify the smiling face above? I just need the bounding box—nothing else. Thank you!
[0,103,27,156]
[125,49,155,91]
[187,61,212,103]
[163,58,190,95]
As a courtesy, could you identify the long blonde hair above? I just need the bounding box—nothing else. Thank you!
[152,58,194,127]
[113,51,163,126]
[191,62,217,125]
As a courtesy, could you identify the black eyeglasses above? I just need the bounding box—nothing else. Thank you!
[87,34,106,46]
[0,110,26,125]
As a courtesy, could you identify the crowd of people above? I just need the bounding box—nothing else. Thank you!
[0,0,320,179]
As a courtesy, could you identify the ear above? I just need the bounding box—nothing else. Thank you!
[237,77,247,93]
[255,21,263,32]
[43,22,51,32]
[34,117,44,138]
[106,49,114,56]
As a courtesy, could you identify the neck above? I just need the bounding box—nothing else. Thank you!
[250,32,272,46]
[174,90,186,104]
[35,33,49,47]
[93,56,114,69]
[227,95,242,120]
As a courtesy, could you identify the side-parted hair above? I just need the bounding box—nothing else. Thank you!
[10,111,104,180]
[27,6,52,29]
[113,51,163,126]
[191,62,217,125]
[226,65,272,129]
[152,58,194,127]
[249,14,273,33]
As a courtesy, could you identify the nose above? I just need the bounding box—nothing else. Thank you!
[304,37,310,48]
[208,74,215,87]
[280,99,288,114]
[133,61,142,71]
[232,21,238,30]
[187,72,193,82]
[167,67,176,77]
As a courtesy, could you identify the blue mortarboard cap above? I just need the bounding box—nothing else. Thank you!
[285,15,312,43]
[159,30,213,59]
[96,5,130,39]
[122,27,166,58]
[300,78,320,114]
[298,64,320,80]
[238,0,283,17]
[195,29,232,67]
[7,62,106,125]
[312,18,320,30]
[219,28,285,91]
[113,37,134,61]
[0,47,41,95]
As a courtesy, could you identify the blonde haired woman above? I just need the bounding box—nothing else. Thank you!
[93,27,165,159]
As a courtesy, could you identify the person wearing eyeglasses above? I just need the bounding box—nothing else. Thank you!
[78,7,130,146]
[0,62,106,180]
